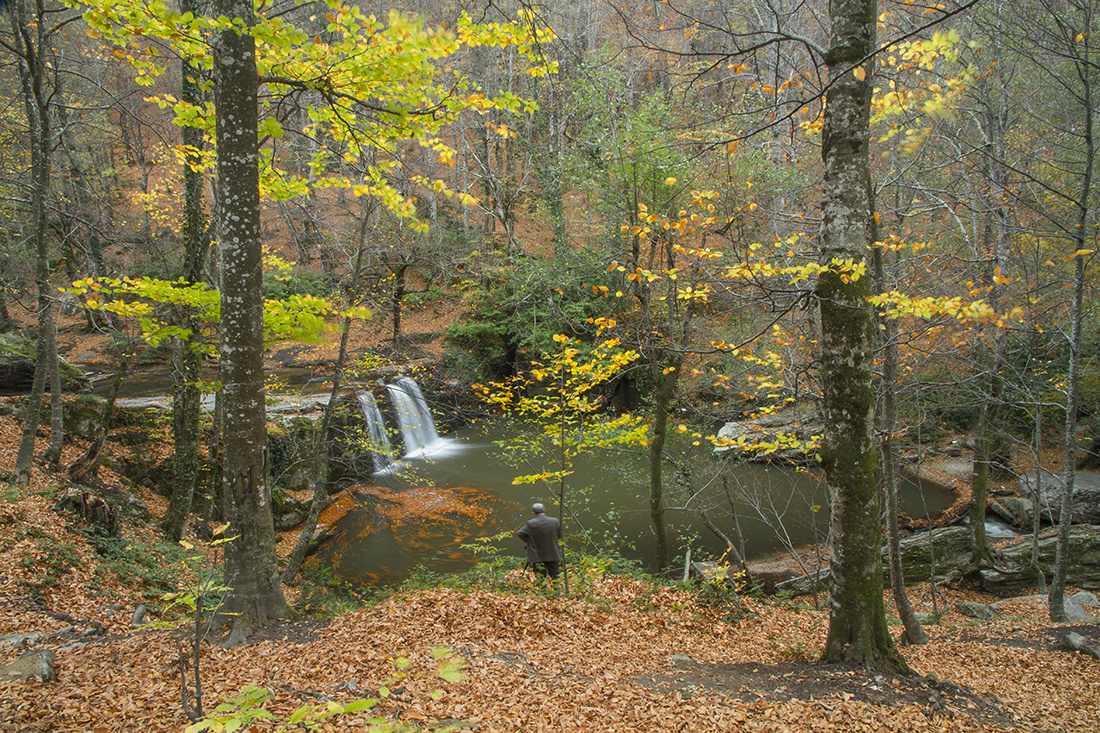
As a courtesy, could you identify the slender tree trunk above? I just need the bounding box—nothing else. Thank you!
[648,354,680,571]
[44,319,63,463]
[164,331,203,541]
[541,78,568,258]
[281,316,350,584]
[818,0,908,673]
[391,263,408,344]
[214,0,288,643]
[12,0,62,483]
[966,9,1012,574]
[164,11,209,542]
[283,213,371,584]
[872,225,928,645]
[1051,253,1085,622]
[68,355,130,484]
[1049,0,1095,624]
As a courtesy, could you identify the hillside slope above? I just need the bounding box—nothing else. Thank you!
[1,415,1099,733]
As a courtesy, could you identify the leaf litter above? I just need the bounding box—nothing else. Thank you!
[2,415,1099,731]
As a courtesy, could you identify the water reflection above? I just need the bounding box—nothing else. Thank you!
[310,419,956,587]
[315,484,500,585]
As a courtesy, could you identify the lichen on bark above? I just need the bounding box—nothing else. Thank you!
[817,0,908,673]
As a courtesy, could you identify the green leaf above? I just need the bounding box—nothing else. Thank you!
[342,698,378,714]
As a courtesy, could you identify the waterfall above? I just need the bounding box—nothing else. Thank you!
[386,376,443,459]
[353,377,460,476]
[356,391,393,473]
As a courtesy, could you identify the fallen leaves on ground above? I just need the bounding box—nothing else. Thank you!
[2,416,1100,732]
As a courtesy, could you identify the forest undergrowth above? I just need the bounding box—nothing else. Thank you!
[2,413,1099,732]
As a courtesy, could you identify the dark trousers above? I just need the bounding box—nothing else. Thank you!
[533,561,560,579]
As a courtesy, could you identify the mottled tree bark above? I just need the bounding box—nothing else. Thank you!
[213,0,288,642]
[818,0,908,672]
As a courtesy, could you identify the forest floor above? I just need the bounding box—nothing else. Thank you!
[2,415,1100,732]
[2,312,1099,731]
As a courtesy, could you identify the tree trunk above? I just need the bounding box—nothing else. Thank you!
[11,0,62,484]
[164,11,208,542]
[69,356,129,484]
[213,0,288,642]
[1049,0,1095,624]
[281,316,351,584]
[649,354,680,571]
[283,214,371,584]
[872,222,928,645]
[967,66,1011,573]
[391,263,408,344]
[164,332,203,541]
[818,0,908,673]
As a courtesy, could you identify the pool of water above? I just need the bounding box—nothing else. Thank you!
[312,418,955,586]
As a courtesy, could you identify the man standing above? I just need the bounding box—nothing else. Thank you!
[516,503,561,579]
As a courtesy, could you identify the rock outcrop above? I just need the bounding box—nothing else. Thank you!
[713,409,821,464]
[0,333,89,395]
[775,525,1100,596]
[1020,471,1100,525]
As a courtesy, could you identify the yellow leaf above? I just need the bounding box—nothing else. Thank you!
[727,140,740,154]
[853,66,866,81]
[1064,249,1094,260]
[664,177,677,185]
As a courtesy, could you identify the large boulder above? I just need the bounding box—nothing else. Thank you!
[776,525,972,595]
[1064,632,1100,661]
[988,496,1035,529]
[976,525,1100,592]
[713,408,822,464]
[777,525,1100,597]
[893,524,1100,592]
[1020,470,1100,525]
[0,332,89,394]
[890,525,974,585]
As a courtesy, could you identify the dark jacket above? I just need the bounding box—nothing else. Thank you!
[516,513,561,564]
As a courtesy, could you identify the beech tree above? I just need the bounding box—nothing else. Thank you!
[82,0,552,638]
[210,0,289,641]
[816,0,907,671]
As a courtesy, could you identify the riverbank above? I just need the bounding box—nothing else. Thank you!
[4,410,1100,731]
[3,469,1100,731]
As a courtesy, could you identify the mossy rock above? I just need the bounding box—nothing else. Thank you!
[977,525,1100,592]
[889,525,972,585]
[0,332,89,394]
[63,395,104,440]
[270,416,321,493]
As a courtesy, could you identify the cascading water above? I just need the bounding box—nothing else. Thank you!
[386,376,444,459]
[356,391,394,473]
[351,377,463,476]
